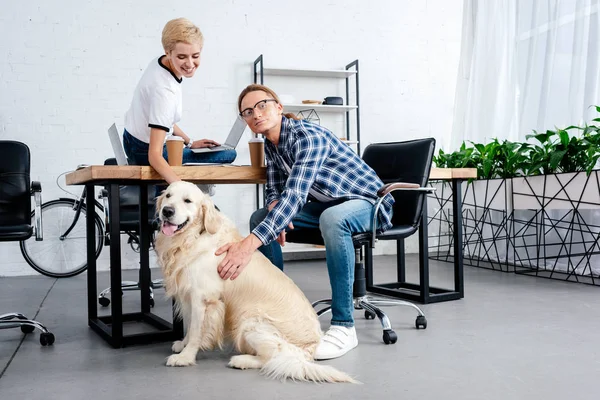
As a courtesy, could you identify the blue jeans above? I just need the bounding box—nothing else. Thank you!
[250,199,378,328]
[122,129,237,166]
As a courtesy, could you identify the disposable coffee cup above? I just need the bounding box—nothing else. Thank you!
[248,137,265,168]
[166,136,184,166]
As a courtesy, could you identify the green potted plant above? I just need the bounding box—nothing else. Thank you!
[430,106,600,279]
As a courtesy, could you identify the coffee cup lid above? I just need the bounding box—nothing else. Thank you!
[167,135,184,141]
[249,137,264,143]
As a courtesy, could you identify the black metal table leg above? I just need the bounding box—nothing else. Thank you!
[418,198,430,303]
[139,185,151,313]
[452,179,465,298]
[397,239,406,284]
[365,178,468,304]
[83,181,232,346]
[108,183,123,347]
[86,184,97,322]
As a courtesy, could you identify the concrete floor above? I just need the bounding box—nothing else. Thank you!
[1,255,599,400]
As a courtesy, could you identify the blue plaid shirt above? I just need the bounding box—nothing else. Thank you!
[252,116,394,245]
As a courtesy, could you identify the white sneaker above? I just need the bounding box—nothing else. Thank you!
[314,326,358,360]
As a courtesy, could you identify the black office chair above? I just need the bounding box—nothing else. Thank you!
[97,158,163,307]
[0,140,55,346]
[286,138,436,344]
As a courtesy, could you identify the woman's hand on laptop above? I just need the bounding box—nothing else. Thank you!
[191,139,221,149]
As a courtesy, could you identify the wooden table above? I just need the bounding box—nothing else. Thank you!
[66,165,475,346]
[65,165,471,185]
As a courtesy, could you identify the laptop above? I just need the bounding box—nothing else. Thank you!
[107,123,129,166]
[190,118,247,153]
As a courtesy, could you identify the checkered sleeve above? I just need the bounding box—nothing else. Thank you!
[252,133,329,245]
[265,159,286,207]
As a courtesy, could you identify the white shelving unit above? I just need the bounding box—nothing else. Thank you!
[283,103,358,112]
[253,54,361,149]
[262,67,357,79]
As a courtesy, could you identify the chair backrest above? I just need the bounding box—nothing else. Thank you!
[0,141,32,227]
[103,158,156,228]
[362,138,436,227]
[108,123,128,166]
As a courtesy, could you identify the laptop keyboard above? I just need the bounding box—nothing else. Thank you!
[210,145,233,151]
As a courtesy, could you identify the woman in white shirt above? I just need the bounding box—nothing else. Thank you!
[123,18,236,184]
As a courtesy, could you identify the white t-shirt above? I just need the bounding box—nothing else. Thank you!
[124,56,183,143]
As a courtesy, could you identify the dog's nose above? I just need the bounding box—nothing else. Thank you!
[162,206,175,218]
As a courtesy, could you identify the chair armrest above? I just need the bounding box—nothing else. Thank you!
[31,181,43,240]
[377,182,436,197]
[370,182,435,248]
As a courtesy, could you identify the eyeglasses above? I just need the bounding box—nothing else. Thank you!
[239,99,278,119]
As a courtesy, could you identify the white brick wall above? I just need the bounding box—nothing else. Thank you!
[0,0,463,276]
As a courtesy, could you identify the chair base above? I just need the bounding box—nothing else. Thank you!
[0,313,55,346]
[98,279,164,308]
[311,294,427,345]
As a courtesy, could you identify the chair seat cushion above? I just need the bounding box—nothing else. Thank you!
[115,185,157,230]
[352,225,417,245]
[0,224,33,241]
[118,185,156,208]
[371,225,418,240]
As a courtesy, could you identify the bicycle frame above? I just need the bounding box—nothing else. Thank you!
[55,185,151,252]
[57,188,105,241]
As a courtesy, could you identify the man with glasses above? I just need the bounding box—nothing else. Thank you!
[215,84,395,361]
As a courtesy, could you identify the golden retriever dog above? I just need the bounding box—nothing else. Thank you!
[154,181,356,383]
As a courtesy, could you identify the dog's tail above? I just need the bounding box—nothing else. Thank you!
[260,342,359,384]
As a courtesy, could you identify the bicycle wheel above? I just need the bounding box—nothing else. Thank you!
[20,199,104,278]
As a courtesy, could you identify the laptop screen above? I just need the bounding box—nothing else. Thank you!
[224,118,247,148]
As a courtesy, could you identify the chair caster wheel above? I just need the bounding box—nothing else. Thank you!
[21,324,35,334]
[364,310,376,320]
[415,315,427,329]
[383,329,397,344]
[40,332,55,346]
[149,298,155,308]
[99,297,110,307]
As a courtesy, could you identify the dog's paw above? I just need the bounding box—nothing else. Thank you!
[228,355,263,370]
[166,353,197,367]
[172,340,185,353]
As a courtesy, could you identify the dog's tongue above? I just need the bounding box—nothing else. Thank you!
[161,221,178,236]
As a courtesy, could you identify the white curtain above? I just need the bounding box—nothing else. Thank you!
[450,0,600,150]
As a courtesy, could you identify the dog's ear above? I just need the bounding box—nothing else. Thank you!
[200,199,221,235]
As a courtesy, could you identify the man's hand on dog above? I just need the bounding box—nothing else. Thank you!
[216,234,263,280]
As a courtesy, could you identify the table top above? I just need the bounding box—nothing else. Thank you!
[65,165,477,185]
[431,168,477,180]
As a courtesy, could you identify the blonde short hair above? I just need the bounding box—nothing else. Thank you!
[161,18,204,52]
